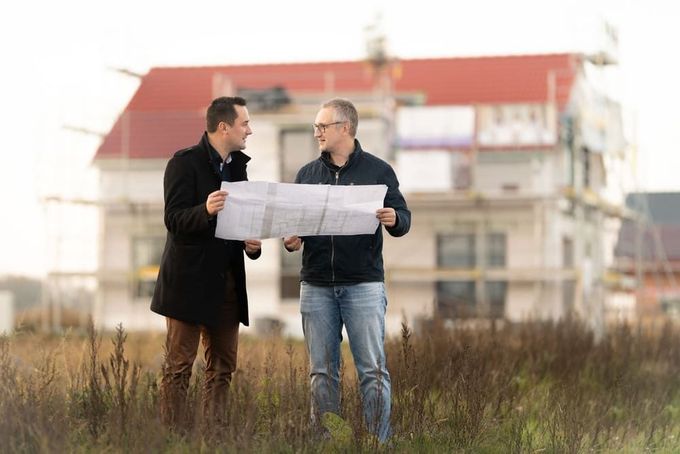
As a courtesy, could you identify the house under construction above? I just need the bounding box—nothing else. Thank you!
[87,53,630,336]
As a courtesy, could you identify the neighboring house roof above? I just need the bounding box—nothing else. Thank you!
[95,53,580,161]
[615,192,680,262]
[624,192,680,225]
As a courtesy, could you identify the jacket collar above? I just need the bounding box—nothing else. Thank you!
[320,138,362,170]
[199,132,251,182]
[200,132,251,167]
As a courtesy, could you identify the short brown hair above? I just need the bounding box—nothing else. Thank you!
[206,96,247,132]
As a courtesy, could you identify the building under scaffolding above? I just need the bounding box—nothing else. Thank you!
[68,53,632,337]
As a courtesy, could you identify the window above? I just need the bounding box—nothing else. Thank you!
[436,232,507,319]
[132,237,164,299]
[278,127,316,299]
[280,249,302,300]
[280,129,318,183]
[485,235,507,317]
[661,297,680,317]
[437,281,476,318]
[437,233,475,317]
[437,233,475,268]
[486,233,506,267]
[582,147,591,188]
[486,281,507,318]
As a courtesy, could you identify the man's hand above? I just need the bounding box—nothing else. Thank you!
[283,235,302,252]
[206,190,228,216]
[244,239,262,254]
[376,207,397,228]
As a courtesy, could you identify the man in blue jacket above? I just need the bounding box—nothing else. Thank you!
[284,98,411,442]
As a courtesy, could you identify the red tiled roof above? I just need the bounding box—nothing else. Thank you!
[95,54,579,160]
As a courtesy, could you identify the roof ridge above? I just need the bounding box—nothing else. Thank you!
[148,52,577,72]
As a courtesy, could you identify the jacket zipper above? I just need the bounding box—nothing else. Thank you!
[331,170,340,282]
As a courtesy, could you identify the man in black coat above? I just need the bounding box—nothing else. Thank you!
[151,96,262,429]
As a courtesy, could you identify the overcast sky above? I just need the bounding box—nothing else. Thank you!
[0,0,678,277]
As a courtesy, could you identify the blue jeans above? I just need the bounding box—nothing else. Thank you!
[300,281,391,442]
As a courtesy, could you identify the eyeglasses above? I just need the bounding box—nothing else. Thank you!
[312,121,345,133]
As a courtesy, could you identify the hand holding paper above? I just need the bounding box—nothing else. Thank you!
[215,181,387,240]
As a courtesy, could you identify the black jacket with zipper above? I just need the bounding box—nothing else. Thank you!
[294,139,410,285]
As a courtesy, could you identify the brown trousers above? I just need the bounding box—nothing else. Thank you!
[159,274,239,430]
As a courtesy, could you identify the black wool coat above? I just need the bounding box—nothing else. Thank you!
[150,133,260,327]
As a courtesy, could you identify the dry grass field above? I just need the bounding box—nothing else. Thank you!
[1,318,679,453]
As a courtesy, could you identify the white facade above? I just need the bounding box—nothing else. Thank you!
[92,83,627,337]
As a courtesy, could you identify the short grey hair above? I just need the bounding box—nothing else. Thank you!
[322,98,358,137]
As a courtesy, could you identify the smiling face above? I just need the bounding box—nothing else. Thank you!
[224,105,252,151]
[313,107,347,153]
